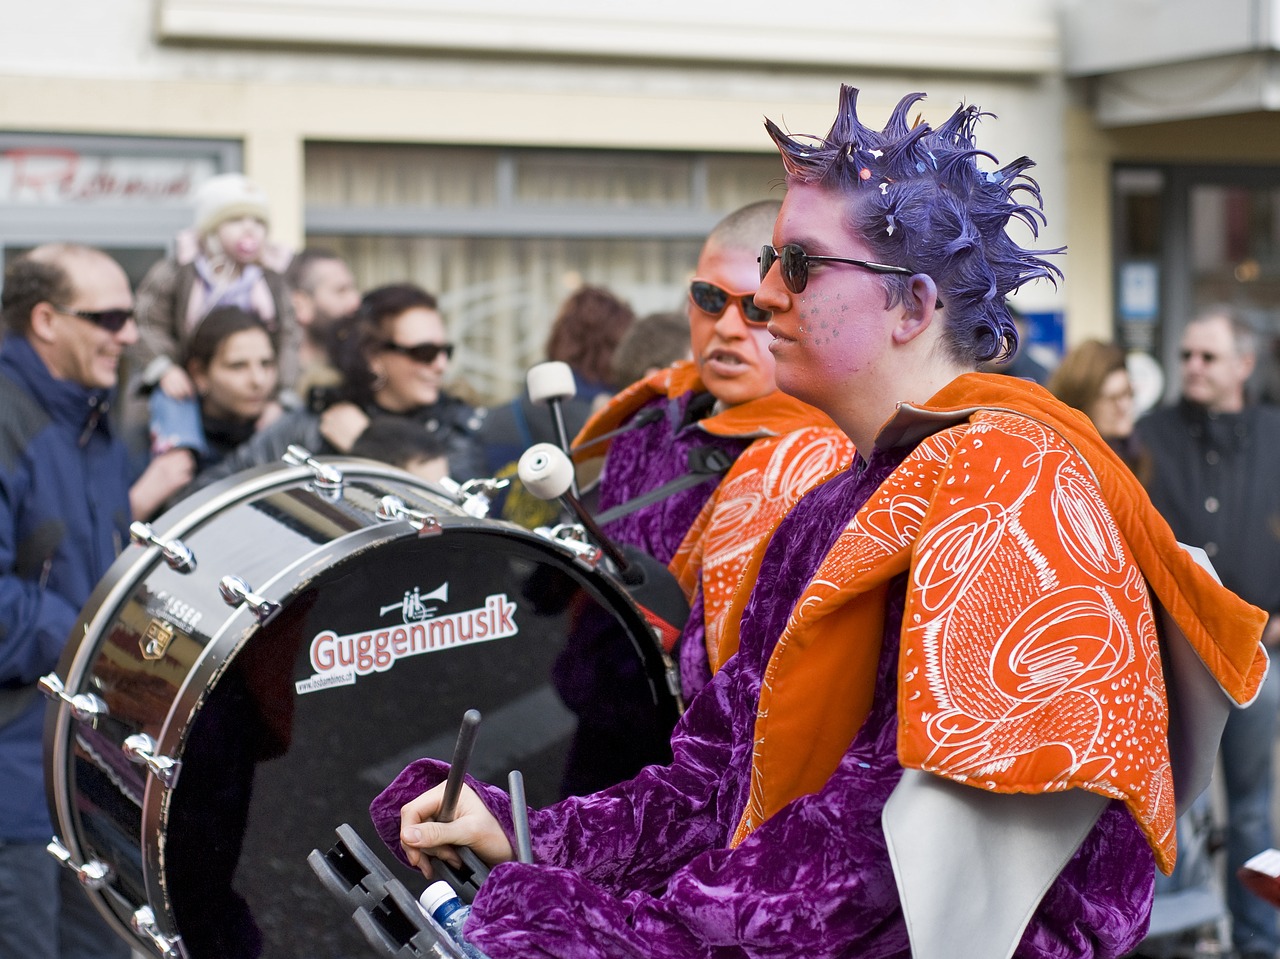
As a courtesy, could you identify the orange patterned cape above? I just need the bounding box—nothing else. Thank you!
[720,374,1267,872]
[669,426,854,667]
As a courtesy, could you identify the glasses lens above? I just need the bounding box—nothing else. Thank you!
[689,281,729,316]
[94,310,133,333]
[758,246,777,283]
[389,342,453,363]
[778,245,808,294]
[740,297,771,324]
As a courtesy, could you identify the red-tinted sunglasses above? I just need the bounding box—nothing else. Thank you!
[688,280,770,324]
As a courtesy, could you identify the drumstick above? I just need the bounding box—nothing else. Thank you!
[507,770,533,865]
[439,709,482,824]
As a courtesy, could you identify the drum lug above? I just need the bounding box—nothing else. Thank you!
[376,495,443,535]
[122,733,182,788]
[131,905,182,958]
[129,521,197,574]
[458,477,511,518]
[542,524,604,568]
[284,444,345,499]
[218,575,280,623]
[38,673,109,722]
[46,836,111,890]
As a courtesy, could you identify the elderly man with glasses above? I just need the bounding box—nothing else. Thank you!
[0,244,136,959]
[1136,307,1280,959]
[374,88,1267,959]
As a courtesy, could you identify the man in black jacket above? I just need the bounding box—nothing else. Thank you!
[1136,306,1280,959]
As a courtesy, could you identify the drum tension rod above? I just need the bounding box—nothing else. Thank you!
[47,837,112,890]
[284,444,345,498]
[129,522,196,574]
[38,674,109,722]
[131,906,181,958]
[218,575,279,623]
[376,495,443,535]
[123,733,182,788]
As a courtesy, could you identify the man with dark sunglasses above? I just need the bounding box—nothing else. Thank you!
[573,199,852,701]
[1136,307,1280,959]
[0,244,134,959]
[377,88,1265,959]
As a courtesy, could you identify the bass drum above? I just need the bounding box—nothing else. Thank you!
[43,458,680,959]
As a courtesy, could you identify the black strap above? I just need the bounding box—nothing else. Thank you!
[594,446,734,526]
[571,406,664,455]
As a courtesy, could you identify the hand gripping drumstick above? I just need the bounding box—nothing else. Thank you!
[432,709,491,900]
[526,361,580,499]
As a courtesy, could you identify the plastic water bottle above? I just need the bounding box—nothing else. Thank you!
[419,881,487,959]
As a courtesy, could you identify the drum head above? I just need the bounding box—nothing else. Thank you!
[47,467,679,959]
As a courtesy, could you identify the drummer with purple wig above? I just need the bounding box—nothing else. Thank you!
[372,87,1268,959]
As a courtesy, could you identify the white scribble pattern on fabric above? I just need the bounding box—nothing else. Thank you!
[899,413,1169,849]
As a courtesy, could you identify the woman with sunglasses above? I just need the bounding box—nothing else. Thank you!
[189,283,485,492]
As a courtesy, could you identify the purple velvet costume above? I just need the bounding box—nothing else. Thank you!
[596,391,748,566]
[373,443,1155,959]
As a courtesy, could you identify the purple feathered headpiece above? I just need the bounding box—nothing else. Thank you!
[765,85,1062,364]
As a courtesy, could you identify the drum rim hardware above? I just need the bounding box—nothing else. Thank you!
[122,733,182,788]
[38,673,108,723]
[46,836,111,890]
[128,521,196,574]
[217,575,280,624]
[375,494,444,535]
[130,905,181,959]
[284,444,345,499]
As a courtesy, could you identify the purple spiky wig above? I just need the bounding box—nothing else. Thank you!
[765,85,1063,364]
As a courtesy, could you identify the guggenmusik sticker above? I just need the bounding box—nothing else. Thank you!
[295,583,519,695]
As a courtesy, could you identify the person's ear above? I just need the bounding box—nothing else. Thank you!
[189,362,210,397]
[1239,349,1257,381]
[892,274,939,345]
[29,302,60,343]
[291,289,314,327]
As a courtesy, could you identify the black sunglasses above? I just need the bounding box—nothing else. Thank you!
[688,280,771,324]
[759,244,912,294]
[381,341,454,364]
[52,304,135,333]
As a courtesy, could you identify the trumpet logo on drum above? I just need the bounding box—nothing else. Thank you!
[378,583,448,624]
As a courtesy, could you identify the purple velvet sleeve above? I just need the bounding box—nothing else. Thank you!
[369,664,739,894]
[597,396,747,566]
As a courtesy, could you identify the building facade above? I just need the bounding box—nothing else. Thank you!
[8,1,1279,403]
